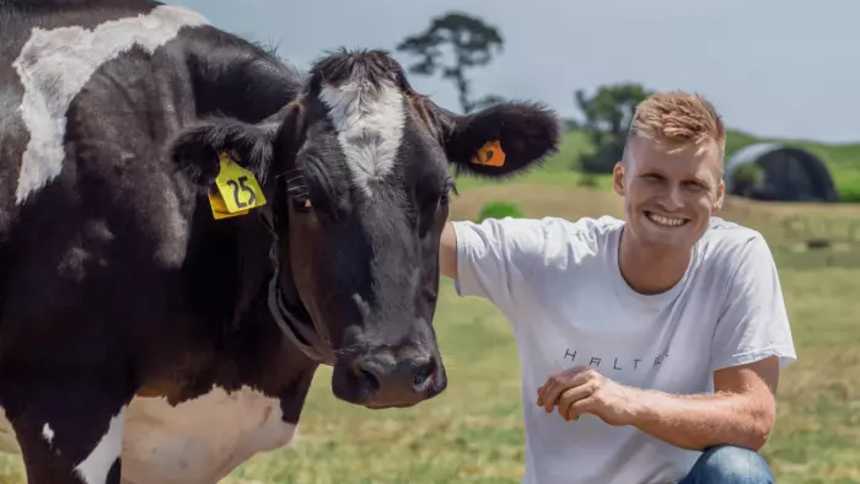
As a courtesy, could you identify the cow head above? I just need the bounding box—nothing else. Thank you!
[172,50,559,408]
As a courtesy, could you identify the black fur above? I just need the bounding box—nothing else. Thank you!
[307,49,413,93]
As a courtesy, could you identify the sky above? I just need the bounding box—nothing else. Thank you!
[168,0,860,143]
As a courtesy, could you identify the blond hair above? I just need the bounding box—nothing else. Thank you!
[627,91,725,158]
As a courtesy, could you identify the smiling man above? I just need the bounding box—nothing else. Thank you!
[439,92,796,484]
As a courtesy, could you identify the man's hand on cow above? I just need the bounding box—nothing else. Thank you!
[536,367,642,426]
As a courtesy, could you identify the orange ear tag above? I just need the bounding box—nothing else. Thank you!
[470,140,506,167]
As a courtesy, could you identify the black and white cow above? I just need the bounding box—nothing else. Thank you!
[0,1,559,483]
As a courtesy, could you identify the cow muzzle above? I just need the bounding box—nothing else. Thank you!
[332,348,447,408]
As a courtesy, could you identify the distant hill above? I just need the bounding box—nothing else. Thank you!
[454,128,860,202]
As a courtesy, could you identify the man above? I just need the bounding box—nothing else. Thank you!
[439,91,796,484]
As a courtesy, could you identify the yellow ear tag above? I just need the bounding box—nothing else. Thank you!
[209,151,267,220]
[208,191,250,220]
[470,139,506,167]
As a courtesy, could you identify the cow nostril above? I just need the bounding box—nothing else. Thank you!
[413,360,436,390]
[355,364,381,393]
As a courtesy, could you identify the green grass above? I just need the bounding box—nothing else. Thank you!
[764,268,860,482]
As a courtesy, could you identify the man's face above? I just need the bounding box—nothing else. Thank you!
[613,136,725,252]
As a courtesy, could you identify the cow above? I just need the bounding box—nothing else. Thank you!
[0,1,560,483]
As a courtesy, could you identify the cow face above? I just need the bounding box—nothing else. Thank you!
[172,50,559,408]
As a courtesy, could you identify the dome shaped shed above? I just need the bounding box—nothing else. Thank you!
[726,143,837,202]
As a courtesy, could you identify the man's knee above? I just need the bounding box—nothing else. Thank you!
[688,445,773,484]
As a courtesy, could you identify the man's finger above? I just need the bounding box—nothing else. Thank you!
[557,384,595,420]
[541,379,578,413]
[565,395,597,421]
[537,380,559,412]
[542,384,558,413]
[561,399,577,421]
[539,369,594,412]
[541,377,574,413]
[537,369,572,406]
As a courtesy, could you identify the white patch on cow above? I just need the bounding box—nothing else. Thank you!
[74,406,126,484]
[122,386,296,484]
[12,5,208,204]
[42,423,55,445]
[319,80,405,195]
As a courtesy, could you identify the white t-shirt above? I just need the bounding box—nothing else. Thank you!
[453,215,796,484]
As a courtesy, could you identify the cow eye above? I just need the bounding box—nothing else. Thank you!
[439,191,450,207]
[441,179,457,207]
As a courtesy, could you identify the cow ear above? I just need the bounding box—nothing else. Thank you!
[270,102,307,174]
[170,118,278,187]
[442,102,561,177]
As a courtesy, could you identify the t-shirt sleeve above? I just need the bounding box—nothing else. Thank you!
[711,235,797,371]
[452,218,550,311]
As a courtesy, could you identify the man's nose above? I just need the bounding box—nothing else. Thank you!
[661,185,685,210]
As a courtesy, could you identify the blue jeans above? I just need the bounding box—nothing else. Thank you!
[679,446,774,484]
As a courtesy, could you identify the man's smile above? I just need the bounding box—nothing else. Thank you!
[644,210,690,228]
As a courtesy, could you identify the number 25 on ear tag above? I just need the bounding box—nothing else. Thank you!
[212,151,267,218]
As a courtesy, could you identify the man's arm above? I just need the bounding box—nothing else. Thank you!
[633,357,778,450]
[537,356,779,451]
[439,222,458,279]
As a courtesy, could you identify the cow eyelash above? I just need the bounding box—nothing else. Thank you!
[279,169,313,211]
[289,189,313,212]
[442,179,458,203]
[286,185,309,199]
[285,176,307,191]
[278,170,306,191]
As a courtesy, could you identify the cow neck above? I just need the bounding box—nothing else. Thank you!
[260,210,337,365]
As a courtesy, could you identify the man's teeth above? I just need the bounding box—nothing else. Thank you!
[647,212,686,227]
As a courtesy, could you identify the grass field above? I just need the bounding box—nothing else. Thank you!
[1,131,858,483]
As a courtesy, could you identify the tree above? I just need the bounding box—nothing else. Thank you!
[397,12,503,113]
[575,83,652,173]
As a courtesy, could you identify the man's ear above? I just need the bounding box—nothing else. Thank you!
[440,102,561,177]
[714,178,726,211]
[612,161,626,196]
